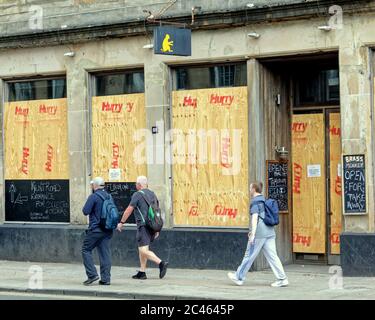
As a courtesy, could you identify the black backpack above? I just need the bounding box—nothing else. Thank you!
[137,190,163,233]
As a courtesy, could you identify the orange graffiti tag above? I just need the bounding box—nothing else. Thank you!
[331,233,340,244]
[330,126,341,137]
[112,143,120,169]
[220,137,232,169]
[293,163,303,194]
[293,233,311,247]
[214,204,238,219]
[21,147,30,175]
[335,176,342,195]
[183,96,197,109]
[45,144,53,172]
[292,122,308,133]
[189,203,199,216]
[210,94,234,107]
[15,106,29,116]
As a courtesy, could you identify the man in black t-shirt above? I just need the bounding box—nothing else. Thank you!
[116,176,168,280]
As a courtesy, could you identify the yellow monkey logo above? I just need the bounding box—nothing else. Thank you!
[161,34,174,53]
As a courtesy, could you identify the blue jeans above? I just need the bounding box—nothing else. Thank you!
[236,236,287,281]
[82,228,113,283]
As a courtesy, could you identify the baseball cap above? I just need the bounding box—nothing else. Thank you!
[90,177,105,187]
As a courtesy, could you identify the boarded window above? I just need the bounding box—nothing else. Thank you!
[175,63,247,90]
[295,69,340,106]
[96,71,145,96]
[91,70,146,225]
[8,79,66,102]
[4,77,70,223]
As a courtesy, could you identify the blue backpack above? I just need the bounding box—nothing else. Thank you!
[257,198,279,226]
[96,191,120,230]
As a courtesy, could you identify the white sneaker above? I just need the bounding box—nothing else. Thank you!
[227,272,244,286]
[271,279,289,287]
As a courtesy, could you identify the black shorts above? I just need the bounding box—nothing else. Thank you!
[136,226,155,247]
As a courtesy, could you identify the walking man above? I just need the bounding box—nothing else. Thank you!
[117,176,168,280]
[228,181,288,287]
[82,177,113,286]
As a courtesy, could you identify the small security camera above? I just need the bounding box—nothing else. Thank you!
[64,52,75,57]
[318,25,332,31]
[143,44,154,49]
[247,32,260,39]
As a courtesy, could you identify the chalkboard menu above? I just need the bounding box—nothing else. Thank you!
[343,155,366,214]
[105,182,137,224]
[5,180,70,222]
[266,160,289,212]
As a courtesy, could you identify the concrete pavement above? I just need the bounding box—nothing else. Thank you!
[0,291,122,300]
[0,260,375,300]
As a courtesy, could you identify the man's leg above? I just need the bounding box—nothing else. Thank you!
[97,232,112,284]
[262,237,287,280]
[135,227,168,279]
[235,238,266,281]
[82,230,101,280]
[138,245,161,265]
[139,249,148,272]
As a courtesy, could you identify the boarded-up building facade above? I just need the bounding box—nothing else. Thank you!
[0,0,374,275]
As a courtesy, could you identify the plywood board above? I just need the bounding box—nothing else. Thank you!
[172,87,249,227]
[292,113,326,254]
[329,113,342,254]
[4,99,69,179]
[92,94,147,182]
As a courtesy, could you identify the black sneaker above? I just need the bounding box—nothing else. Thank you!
[132,271,147,280]
[83,276,99,286]
[159,261,168,279]
[99,280,110,285]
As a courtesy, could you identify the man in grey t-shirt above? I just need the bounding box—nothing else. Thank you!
[227,181,288,287]
[116,176,168,280]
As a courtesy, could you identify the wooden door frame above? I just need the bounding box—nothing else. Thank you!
[291,105,340,264]
[325,108,341,265]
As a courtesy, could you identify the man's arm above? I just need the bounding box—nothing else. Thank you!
[116,205,134,232]
[82,194,95,216]
[249,213,258,243]
[248,203,260,244]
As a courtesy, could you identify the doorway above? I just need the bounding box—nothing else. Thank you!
[292,108,342,264]
[259,52,342,265]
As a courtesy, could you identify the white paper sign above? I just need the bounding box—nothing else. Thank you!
[307,164,321,178]
[337,163,342,177]
[109,168,121,181]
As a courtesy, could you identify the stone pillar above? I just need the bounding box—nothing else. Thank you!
[144,57,172,227]
[340,42,375,275]
[248,59,266,183]
[0,80,4,223]
[248,58,268,270]
[65,59,91,225]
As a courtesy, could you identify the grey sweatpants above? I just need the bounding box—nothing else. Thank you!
[235,236,287,281]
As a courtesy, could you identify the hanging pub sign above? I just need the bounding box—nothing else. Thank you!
[154,26,192,56]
